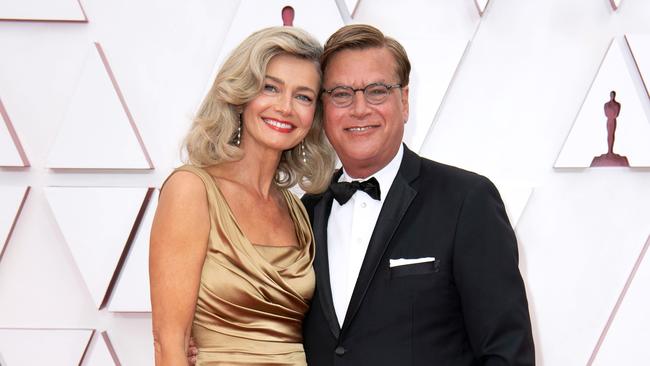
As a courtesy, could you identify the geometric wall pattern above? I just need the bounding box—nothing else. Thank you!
[46,43,153,170]
[627,34,650,97]
[591,236,650,365]
[81,331,121,366]
[495,183,532,227]
[0,186,29,261]
[0,99,29,167]
[0,328,93,365]
[341,0,360,18]
[208,0,344,90]
[609,0,622,12]
[402,37,470,151]
[0,0,86,22]
[2,0,650,365]
[107,190,158,312]
[517,172,650,365]
[44,187,151,309]
[555,37,650,168]
[474,0,490,16]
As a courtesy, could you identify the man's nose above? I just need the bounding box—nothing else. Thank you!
[350,90,370,116]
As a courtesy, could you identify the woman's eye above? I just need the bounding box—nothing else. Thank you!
[263,84,278,93]
[296,94,313,103]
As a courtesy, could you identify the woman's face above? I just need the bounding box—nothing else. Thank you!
[240,53,320,153]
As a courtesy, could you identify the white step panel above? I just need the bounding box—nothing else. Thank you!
[208,0,344,92]
[0,99,29,167]
[108,190,158,312]
[0,186,29,262]
[516,171,650,365]
[0,328,93,365]
[0,0,86,22]
[591,236,650,365]
[626,34,650,98]
[47,43,153,170]
[44,186,149,308]
[555,38,650,168]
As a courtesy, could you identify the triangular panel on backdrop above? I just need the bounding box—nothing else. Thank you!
[590,235,650,365]
[208,0,344,91]
[555,38,650,168]
[81,331,121,366]
[47,43,153,170]
[0,186,29,261]
[474,0,490,16]
[626,34,650,98]
[45,186,151,309]
[0,328,93,365]
[492,181,532,227]
[517,172,650,365]
[0,0,86,22]
[108,190,158,312]
[341,0,360,19]
[609,0,622,11]
[0,98,29,167]
[404,38,469,152]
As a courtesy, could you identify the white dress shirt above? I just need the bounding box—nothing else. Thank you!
[327,145,404,326]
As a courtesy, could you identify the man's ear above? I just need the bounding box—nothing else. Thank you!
[401,85,409,123]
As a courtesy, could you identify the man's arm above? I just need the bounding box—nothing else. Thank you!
[452,176,535,365]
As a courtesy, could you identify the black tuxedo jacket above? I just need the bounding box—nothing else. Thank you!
[301,146,534,365]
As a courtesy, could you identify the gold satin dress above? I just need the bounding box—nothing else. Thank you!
[175,166,315,366]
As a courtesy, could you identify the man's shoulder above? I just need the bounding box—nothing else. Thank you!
[407,152,501,205]
[415,154,489,190]
[300,191,325,213]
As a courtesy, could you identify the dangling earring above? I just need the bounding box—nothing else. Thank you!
[300,140,307,164]
[234,115,242,146]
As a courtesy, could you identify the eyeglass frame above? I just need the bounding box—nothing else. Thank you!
[321,82,402,107]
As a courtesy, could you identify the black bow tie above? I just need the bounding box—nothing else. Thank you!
[329,177,381,205]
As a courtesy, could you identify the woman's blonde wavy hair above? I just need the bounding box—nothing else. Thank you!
[183,26,335,194]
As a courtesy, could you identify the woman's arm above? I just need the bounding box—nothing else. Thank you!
[150,171,210,366]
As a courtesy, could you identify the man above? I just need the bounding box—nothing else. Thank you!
[301,24,535,365]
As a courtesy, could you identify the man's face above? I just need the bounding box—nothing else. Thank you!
[322,47,409,177]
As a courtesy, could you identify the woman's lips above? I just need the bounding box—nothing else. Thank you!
[263,118,295,133]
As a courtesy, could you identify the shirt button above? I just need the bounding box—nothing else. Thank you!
[356,237,362,243]
[335,346,346,356]
[361,202,367,208]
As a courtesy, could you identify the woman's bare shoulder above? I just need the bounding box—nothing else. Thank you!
[152,170,210,250]
[161,170,208,200]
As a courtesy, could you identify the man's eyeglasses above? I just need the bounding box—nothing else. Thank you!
[322,82,402,108]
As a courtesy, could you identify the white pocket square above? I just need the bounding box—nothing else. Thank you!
[389,257,436,268]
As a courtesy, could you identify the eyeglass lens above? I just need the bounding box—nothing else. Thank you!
[330,84,394,106]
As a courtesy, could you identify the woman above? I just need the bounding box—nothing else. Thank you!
[149,27,335,365]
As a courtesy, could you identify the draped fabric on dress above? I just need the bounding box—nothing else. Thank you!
[171,165,315,366]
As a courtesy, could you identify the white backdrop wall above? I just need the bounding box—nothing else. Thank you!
[1,0,649,365]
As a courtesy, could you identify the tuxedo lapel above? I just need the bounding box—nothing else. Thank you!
[342,146,420,330]
[312,175,342,339]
